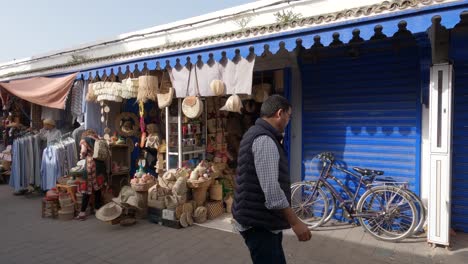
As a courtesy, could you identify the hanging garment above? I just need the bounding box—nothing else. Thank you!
[70,80,85,118]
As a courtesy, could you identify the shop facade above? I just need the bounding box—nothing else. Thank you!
[1,0,468,246]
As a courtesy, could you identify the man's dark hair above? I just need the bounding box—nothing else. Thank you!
[260,94,291,118]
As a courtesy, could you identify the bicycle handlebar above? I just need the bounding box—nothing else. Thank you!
[315,152,335,163]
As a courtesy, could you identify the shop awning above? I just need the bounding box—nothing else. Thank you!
[0,72,78,109]
[76,1,468,80]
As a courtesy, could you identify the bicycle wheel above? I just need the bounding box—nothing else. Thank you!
[291,182,336,225]
[291,183,329,229]
[403,189,426,235]
[356,185,417,242]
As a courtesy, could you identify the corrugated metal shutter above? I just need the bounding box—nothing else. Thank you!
[452,60,468,232]
[301,40,422,199]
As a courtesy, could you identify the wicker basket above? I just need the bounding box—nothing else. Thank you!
[193,206,208,223]
[131,181,155,192]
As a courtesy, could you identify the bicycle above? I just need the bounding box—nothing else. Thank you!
[291,152,419,242]
[292,164,426,236]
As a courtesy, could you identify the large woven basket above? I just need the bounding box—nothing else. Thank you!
[131,181,155,192]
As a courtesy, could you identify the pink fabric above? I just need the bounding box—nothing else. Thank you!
[0,73,78,109]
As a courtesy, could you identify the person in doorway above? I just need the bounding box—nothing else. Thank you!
[75,131,105,221]
[232,95,311,264]
[38,119,61,145]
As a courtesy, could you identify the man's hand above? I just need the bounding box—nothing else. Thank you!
[282,207,312,242]
[291,221,312,241]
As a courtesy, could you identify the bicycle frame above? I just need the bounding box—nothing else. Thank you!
[308,159,380,219]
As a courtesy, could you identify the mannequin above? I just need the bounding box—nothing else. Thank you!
[75,131,106,221]
[38,119,61,145]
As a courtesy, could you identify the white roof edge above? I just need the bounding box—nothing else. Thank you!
[0,0,290,66]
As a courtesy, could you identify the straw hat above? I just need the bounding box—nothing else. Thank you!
[112,186,137,205]
[210,80,225,96]
[252,83,271,103]
[220,94,243,114]
[96,202,122,222]
[157,87,175,109]
[43,119,56,127]
[182,96,203,119]
[122,196,142,210]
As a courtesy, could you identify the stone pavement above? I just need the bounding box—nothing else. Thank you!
[1,184,467,264]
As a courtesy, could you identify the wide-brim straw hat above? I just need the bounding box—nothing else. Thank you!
[122,196,142,210]
[112,186,137,205]
[182,96,203,119]
[96,202,122,222]
[210,79,225,96]
[157,87,175,109]
[220,94,243,114]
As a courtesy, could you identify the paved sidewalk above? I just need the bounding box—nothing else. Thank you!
[0,184,467,264]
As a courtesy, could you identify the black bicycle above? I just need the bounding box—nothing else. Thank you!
[291,152,419,242]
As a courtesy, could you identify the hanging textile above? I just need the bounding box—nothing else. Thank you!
[70,80,85,117]
[0,73,78,109]
[9,134,46,191]
[169,57,255,98]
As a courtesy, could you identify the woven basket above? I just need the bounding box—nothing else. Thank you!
[193,206,208,223]
[209,181,223,201]
[131,181,155,192]
[206,201,224,220]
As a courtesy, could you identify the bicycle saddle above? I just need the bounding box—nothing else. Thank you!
[353,167,384,177]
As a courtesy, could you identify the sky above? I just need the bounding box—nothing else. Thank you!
[0,0,254,63]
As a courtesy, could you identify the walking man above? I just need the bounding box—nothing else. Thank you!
[233,95,312,264]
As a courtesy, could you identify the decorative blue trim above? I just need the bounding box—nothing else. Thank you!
[68,2,468,80]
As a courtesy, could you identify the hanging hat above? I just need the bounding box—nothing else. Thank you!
[157,87,175,109]
[43,119,56,127]
[210,80,225,96]
[182,96,204,119]
[220,94,243,114]
[252,83,271,103]
[96,202,122,222]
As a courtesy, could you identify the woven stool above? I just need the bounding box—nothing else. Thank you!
[41,198,59,219]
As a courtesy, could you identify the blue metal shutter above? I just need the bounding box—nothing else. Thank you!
[451,59,468,232]
[301,41,422,197]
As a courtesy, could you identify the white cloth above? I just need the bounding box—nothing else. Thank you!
[38,128,62,145]
[221,57,255,95]
[170,57,255,97]
[41,106,63,121]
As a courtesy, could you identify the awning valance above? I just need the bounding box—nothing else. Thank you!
[75,1,467,81]
[0,73,78,109]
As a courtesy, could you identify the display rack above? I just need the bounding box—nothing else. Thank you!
[165,98,207,170]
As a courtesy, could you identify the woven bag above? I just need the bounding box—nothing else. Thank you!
[206,200,224,220]
[209,181,223,201]
[193,206,208,223]
[93,139,109,161]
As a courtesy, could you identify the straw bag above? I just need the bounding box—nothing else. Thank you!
[86,83,97,102]
[157,70,175,109]
[182,65,203,119]
[193,206,208,223]
[121,73,139,99]
[137,74,158,102]
[209,180,223,201]
[206,201,224,220]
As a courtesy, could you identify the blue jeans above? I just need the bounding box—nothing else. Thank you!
[240,228,286,264]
